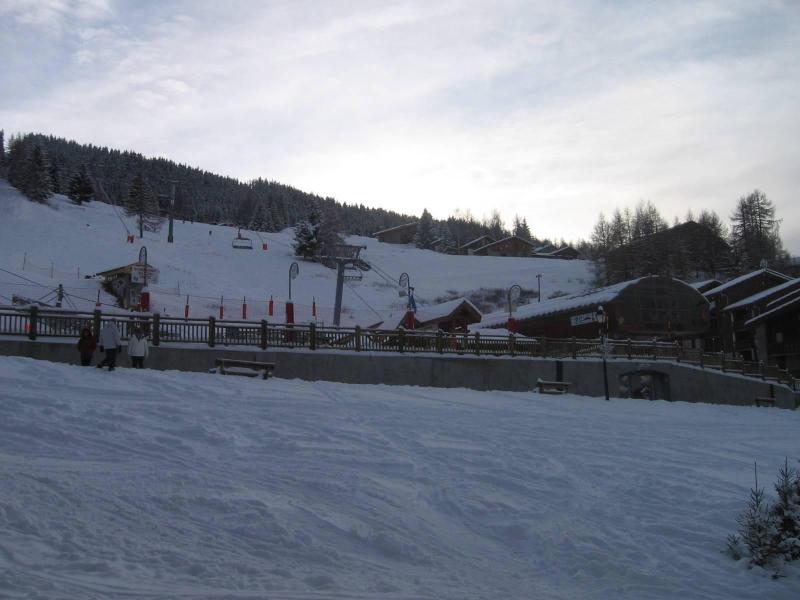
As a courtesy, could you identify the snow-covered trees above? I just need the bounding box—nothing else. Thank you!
[0,129,5,166]
[293,207,344,258]
[415,209,436,250]
[512,215,532,241]
[729,460,800,572]
[67,164,94,205]
[730,190,785,271]
[125,165,162,238]
[6,137,53,203]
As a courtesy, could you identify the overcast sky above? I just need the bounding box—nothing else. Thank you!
[2,0,798,252]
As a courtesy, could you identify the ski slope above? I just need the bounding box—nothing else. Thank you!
[0,180,592,325]
[0,356,798,599]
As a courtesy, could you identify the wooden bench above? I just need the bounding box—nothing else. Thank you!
[214,358,275,380]
[536,379,572,395]
[754,397,776,408]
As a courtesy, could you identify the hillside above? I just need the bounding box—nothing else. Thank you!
[1,356,798,599]
[0,179,592,325]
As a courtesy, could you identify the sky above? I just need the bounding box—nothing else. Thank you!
[1,0,799,252]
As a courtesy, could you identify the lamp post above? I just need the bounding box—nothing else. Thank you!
[138,246,150,312]
[399,272,416,329]
[287,262,299,324]
[596,305,610,401]
[536,273,542,302]
[507,284,521,333]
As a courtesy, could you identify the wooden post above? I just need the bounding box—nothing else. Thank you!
[759,361,765,380]
[309,322,317,351]
[699,350,704,369]
[436,329,443,354]
[398,327,405,353]
[720,352,725,372]
[152,313,160,346]
[93,309,102,340]
[675,341,681,363]
[260,320,268,350]
[28,306,38,340]
[541,336,547,358]
[509,333,515,357]
[475,331,480,356]
[652,338,658,360]
[627,339,632,360]
[571,337,577,359]
[208,316,216,347]
[355,325,362,352]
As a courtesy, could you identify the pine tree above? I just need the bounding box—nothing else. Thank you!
[0,129,5,166]
[737,466,779,567]
[22,144,54,202]
[414,209,436,249]
[67,164,94,204]
[513,215,532,240]
[293,211,320,258]
[730,190,784,271]
[249,201,268,231]
[125,166,162,238]
[771,459,800,561]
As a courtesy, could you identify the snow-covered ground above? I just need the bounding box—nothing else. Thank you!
[1,355,797,599]
[0,180,592,326]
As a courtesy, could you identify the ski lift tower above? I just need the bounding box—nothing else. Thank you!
[321,244,367,326]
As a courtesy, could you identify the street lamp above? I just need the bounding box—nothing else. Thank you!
[507,284,521,333]
[596,305,610,401]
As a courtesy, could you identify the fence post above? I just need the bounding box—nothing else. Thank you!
[355,325,362,352]
[759,361,765,380]
[720,352,725,372]
[509,333,515,357]
[541,336,547,358]
[398,327,405,353]
[93,309,102,340]
[435,329,443,354]
[571,337,577,359]
[475,331,480,356]
[152,313,160,346]
[652,338,658,360]
[260,320,268,349]
[208,316,216,347]
[28,306,38,340]
[627,339,632,360]
[699,350,704,369]
[675,341,681,363]
[309,322,317,351]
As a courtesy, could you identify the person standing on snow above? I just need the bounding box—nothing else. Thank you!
[96,320,122,371]
[127,326,149,369]
[76,327,97,366]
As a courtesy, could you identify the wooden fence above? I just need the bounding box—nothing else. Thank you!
[1,306,797,391]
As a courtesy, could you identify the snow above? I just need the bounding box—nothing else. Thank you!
[1,355,799,599]
[0,180,592,325]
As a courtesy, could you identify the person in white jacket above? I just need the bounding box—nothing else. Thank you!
[127,326,149,369]
[96,320,122,371]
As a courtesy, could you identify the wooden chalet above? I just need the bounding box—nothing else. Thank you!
[702,268,792,353]
[95,262,159,309]
[533,246,580,260]
[746,288,800,375]
[371,298,482,332]
[689,279,722,294]
[373,222,418,244]
[459,235,495,255]
[716,276,800,362]
[480,275,710,342]
[471,236,535,257]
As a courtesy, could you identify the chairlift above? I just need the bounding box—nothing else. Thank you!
[232,228,254,250]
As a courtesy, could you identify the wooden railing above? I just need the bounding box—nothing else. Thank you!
[1,306,797,391]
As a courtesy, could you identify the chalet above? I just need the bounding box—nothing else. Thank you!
[689,279,722,294]
[746,289,800,375]
[95,262,159,309]
[370,298,482,332]
[373,222,418,244]
[480,275,710,342]
[459,235,494,255]
[471,236,535,258]
[718,277,800,361]
[533,246,580,260]
[702,268,792,353]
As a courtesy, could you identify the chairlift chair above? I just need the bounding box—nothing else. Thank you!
[232,229,254,250]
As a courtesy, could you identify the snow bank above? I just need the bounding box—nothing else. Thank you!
[1,356,798,599]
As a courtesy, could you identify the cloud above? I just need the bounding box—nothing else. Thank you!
[1,0,799,251]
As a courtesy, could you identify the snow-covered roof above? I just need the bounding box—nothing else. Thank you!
[461,235,494,248]
[703,269,791,297]
[373,222,418,236]
[745,290,800,327]
[414,297,482,325]
[689,279,721,290]
[473,236,535,253]
[724,278,800,311]
[481,277,647,328]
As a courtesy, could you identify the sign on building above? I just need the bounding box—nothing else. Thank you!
[570,312,597,327]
